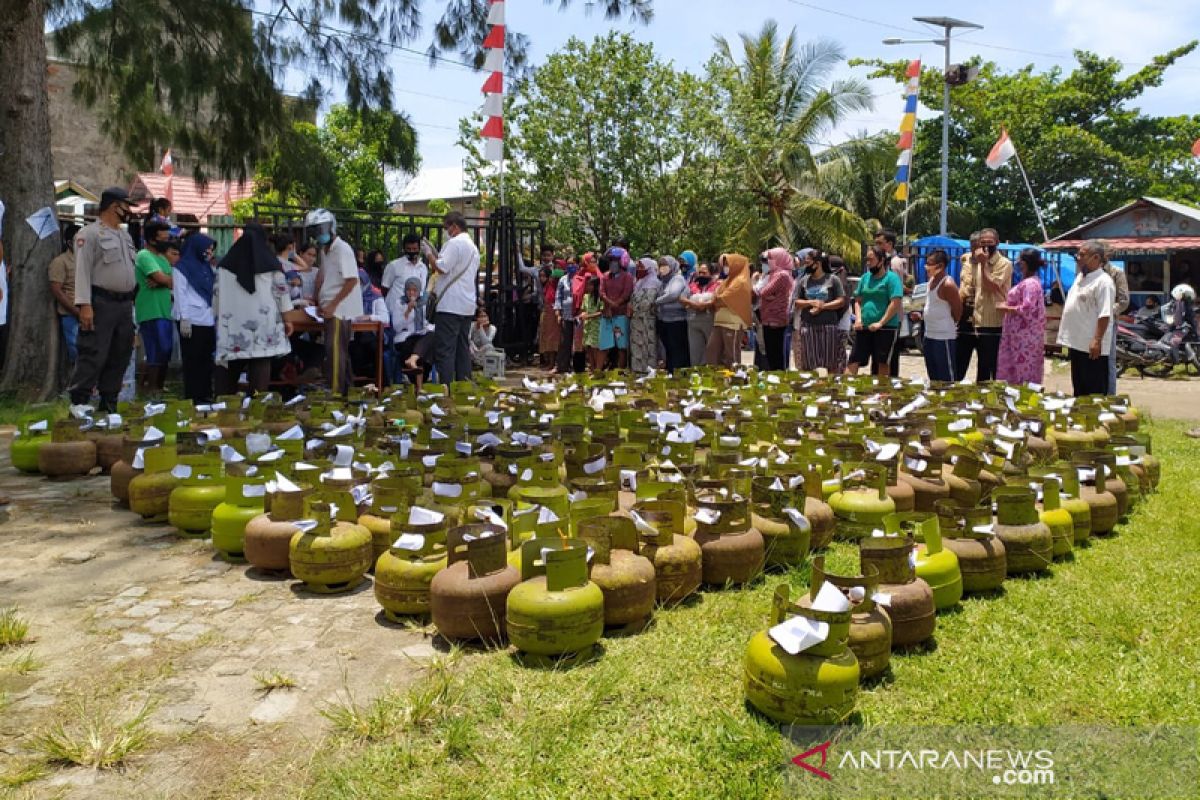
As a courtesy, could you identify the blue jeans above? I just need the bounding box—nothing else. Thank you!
[60,314,80,363]
[924,337,956,382]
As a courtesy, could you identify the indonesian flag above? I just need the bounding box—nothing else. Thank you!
[1192,137,1200,158]
[160,148,174,176]
[986,129,1016,171]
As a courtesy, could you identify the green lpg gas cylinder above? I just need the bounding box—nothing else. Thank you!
[210,475,267,562]
[630,501,702,605]
[744,585,859,724]
[288,497,374,594]
[890,512,962,611]
[576,516,656,631]
[168,461,226,537]
[798,558,892,681]
[506,538,605,666]
[374,510,449,620]
[992,486,1053,575]
[829,465,895,542]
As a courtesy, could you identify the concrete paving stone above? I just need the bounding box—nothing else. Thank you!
[161,703,208,724]
[120,632,154,646]
[124,602,163,619]
[96,617,139,631]
[118,586,149,598]
[145,599,174,607]
[59,550,98,564]
[209,599,235,611]
[400,641,438,660]
[143,619,180,635]
[249,691,300,725]
[184,598,209,607]
[166,623,210,642]
[105,597,140,610]
[213,661,249,677]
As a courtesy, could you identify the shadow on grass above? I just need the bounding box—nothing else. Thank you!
[508,641,607,671]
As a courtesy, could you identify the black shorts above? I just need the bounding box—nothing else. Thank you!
[849,326,899,370]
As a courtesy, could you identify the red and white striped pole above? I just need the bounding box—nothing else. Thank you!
[482,0,506,205]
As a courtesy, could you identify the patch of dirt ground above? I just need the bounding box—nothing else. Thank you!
[0,444,436,799]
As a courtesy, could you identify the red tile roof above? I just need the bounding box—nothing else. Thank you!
[1043,236,1200,254]
[130,173,255,221]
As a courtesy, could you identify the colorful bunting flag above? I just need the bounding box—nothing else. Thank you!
[893,59,920,202]
[480,0,505,163]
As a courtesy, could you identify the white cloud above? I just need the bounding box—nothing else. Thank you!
[1051,0,1200,62]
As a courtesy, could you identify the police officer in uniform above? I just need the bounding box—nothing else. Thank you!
[69,187,138,412]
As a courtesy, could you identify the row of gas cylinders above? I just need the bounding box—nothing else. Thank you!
[743,450,1157,727]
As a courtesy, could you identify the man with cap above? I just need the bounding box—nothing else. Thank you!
[68,187,138,413]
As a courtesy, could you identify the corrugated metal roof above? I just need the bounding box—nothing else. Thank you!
[392,166,476,203]
[1050,197,1200,241]
[1043,236,1200,253]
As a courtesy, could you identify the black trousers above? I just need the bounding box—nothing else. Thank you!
[763,325,788,371]
[657,319,690,373]
[557,319,576,373]
[975,326,1003,382]
[178,323,215,403]
[433,311,473,384]
[955,325,977,382]
[68,294,135,406]
[516,302,539,360]
[1069,348,1108,397]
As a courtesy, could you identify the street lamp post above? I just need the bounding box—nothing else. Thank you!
[884,16,982,237]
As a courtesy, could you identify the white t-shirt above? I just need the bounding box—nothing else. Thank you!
[434,232,480,317]
[1057,268,1115,356]
[382,257,428,296]
[318,237,364,320]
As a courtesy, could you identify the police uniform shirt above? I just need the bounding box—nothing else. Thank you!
[73,221,137,305]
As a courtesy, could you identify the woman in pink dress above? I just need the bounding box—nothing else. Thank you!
[996,248,1047,385]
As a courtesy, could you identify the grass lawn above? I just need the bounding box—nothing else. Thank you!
[294,420,1200,800]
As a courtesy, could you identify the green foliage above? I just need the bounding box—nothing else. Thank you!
[47,1,653,181]
[713,23,873,261]
[459,33,736,256]
[856,44,1200,240]
[250,105,418,211]
[813,132,976,240]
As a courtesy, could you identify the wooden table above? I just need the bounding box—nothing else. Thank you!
[280,317,386,393]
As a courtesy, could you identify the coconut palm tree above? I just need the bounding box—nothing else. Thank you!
[713,22,873,260]
[811,131,976,239]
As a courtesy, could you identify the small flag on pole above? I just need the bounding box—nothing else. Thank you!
[160,148,174,176]
[986,128,1017,170]
[480,0,505,164]
[1192,137,1200,158]
[893,59,920,201]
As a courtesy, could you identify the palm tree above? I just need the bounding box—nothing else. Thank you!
[811,131,976,239]
[714,22,873,260]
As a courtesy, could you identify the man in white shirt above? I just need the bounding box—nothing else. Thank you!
[383,233,430,327]
[306,208,362,395]
[1057,240,1116,397]
[431,211,480,383]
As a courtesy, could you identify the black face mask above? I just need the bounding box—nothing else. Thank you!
[986,244,998,256]
[695,276,712,287]
[869,263,883,274]
[153,240,172,253]
[405,252,420,262]
[804,265,815,275]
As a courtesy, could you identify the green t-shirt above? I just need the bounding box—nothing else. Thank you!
[134,249,173,323]
[855,269,903,328]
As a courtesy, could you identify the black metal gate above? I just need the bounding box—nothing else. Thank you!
[251,204,545,354]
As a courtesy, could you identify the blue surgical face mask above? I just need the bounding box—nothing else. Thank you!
[316,232,332,245]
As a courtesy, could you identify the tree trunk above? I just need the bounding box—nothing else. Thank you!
[0,0,61,400]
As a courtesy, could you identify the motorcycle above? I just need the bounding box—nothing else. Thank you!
[1116,319,1200,377]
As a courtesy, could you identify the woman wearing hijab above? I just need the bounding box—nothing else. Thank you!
[793,252,848,375]
[654,256,691,373]
[679,262,720,366]
[214,223,294,394]
[537,264,561,370]
[756,247,796,371]
[628,256,661,373]
[173,233,217,402]
[706,254,753,367]
[569,253,600,370]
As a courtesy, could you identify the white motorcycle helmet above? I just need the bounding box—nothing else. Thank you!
[304,208,337,246]
[1171,283,1195,302]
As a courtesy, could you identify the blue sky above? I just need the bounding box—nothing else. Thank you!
[354,0,1200,188]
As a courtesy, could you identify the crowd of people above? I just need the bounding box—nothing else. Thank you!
[50,188,1187,410]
